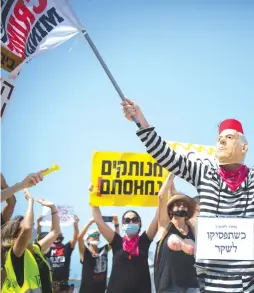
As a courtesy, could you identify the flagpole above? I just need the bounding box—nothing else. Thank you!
[81,29,141,128]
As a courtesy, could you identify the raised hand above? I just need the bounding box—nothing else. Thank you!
[121,98,149,128]
[34,198,55,209]
[88,218,95,225]
[112,215,119,225]
[20,169,47,189]
[121,98,141,121]
[74,215,79,224]
[37,214,43,223]
[88,184,93,193]
[24,188,33,201]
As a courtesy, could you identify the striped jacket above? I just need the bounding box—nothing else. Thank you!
[137,126,254,275]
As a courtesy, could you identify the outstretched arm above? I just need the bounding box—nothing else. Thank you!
[13,190,34,257]
[92,206,115,243]
[157,173,175,240]
[1,171,46,203]
[77,219,94,262]
[70,215,79,249]
[122,99,207,187]
[1,173,16,223]
[146,208,159,241]
[35,198,61,254]
[89,184,115,243]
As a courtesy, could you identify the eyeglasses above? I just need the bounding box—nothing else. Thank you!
[122,217,140,224]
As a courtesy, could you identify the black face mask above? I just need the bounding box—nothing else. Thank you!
[172,210,188,218]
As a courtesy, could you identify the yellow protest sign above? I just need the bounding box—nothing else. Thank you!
[90,152,169,207]
[1,46,23,72]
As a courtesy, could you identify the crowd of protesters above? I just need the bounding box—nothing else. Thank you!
[1,100,253,293]
[1,169,201,293]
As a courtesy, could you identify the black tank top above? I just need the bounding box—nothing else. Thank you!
[154,223,199,293]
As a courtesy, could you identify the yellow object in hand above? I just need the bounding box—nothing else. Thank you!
[42,163,60,176]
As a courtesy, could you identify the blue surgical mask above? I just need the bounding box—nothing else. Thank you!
[123,223,139,236]
[29,227,37,244]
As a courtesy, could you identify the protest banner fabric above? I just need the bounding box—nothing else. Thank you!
[1,46,23,72]
[90,142,216,207]
[90,152,169,207]
[1,0,83,64]
[1,77,15,118]
[40,205,75,227]
[167,141,216,167]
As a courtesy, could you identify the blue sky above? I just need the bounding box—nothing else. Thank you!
[1,0,254,279]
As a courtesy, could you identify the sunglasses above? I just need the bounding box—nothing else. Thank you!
[89,233,100,238]
[174,201,188,208]
[122,217,140,224]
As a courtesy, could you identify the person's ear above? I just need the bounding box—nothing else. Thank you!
[242,144,248,155]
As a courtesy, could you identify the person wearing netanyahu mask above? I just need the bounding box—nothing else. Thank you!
[122,99,253,293]
[92,205,158,293]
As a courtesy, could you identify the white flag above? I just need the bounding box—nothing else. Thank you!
[1,0,83,61]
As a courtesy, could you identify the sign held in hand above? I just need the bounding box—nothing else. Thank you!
[195,217,254,261]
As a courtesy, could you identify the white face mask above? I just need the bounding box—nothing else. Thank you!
[89,240,100,246]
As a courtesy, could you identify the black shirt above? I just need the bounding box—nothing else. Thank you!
[79,244,109,293]
[45,241,73,281]
[10,243,52,293]
[107,232,152,293]
[154,224,199,293]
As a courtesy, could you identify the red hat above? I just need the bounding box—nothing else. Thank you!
[219,119,244,134]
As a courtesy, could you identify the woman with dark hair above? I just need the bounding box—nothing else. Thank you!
[92,188,158,293]
[155,173,200,293]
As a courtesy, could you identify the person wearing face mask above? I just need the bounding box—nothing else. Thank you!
[92,197,158,293]
[77,214,119,293]
[1,187,60,293]
[44,215,80,293]
[122,99,254,292]
[155,173,199,293]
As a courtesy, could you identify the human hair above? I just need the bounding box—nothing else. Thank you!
[122,210,142,232]
[1,215,24,262]
[193,195,201,204]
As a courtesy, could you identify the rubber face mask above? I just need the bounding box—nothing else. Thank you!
[215,129,247,165]
[172,210,188,218]
[123,223,139,236]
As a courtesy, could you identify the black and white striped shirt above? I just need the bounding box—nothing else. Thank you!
[137,126,254,275]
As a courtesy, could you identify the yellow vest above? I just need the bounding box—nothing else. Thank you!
[2,244,52,293]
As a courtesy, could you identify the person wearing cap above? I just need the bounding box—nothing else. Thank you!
[77,212,119,293]
[122,99,253,292]
[155,173,199,293]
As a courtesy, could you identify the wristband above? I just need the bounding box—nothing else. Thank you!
[51,211,58,215]
[114,223,119,227]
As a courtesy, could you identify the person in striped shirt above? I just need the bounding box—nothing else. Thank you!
[121,98,254,293]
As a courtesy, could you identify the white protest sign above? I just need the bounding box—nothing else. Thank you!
[167,141,217,168]
[1,77,15,118]
[40,205,75,227]
[196,217,254,261]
